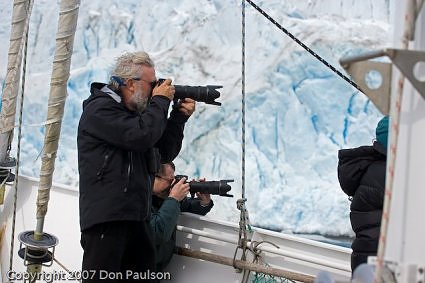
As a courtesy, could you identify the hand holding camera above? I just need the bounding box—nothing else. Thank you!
[169,176,190,201]
[156,78,223,106]
[174,175,234,198]
[152,78,175,101]
[192,177,211,206]
[177,98,196,116]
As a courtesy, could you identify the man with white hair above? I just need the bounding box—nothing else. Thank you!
[77,51,196,282]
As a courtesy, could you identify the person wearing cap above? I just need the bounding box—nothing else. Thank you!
[337,116,389,273]
[77,51,196,282]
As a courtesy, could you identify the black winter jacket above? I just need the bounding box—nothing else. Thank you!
[78,83,189,231]
[338,141,386,258]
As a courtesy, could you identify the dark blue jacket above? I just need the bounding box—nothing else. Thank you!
[78,83,188,231]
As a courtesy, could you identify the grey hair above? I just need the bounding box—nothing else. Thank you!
[111,51,155,79]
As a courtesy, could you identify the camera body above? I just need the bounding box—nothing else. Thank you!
[156,79,223,106]
[174,174,233,197]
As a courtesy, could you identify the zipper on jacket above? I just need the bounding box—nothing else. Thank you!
[96,153,110,180]
[144,173,152,220]
[124,152,132,192]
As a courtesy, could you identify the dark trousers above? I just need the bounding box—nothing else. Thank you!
[81,221,156,282]
[351,252,374,274]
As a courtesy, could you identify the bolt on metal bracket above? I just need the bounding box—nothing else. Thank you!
[340,49,425,115]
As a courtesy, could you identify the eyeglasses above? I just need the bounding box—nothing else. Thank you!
[132,77,157,89]
[155,175,174,183]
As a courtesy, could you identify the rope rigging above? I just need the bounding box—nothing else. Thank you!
[235,1,364,281]
[236,1,300,282]
[1,0,80,280]
[245,0,363,94]
[233,1,253,281]
[7,0,35,273]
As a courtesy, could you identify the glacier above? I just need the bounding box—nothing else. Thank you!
[0,0,392,236]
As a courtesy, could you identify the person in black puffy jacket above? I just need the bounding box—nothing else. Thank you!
[337,116,389,273]
[78,51,196,282]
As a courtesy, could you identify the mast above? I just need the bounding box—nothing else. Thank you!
[34,0,80,237]
[15,0,80,280]
[0,0,34,172]
[0,0,34,274]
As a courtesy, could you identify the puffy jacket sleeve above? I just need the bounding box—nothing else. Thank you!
[350,162,386,211]
[337,146,380,196]
[150,197,181,242]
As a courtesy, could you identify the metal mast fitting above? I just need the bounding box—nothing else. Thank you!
[17,231,58,267]
[340,49,425,115]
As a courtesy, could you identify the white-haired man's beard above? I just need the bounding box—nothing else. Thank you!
[132,90,149,113]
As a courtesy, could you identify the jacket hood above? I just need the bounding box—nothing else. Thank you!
[82,83,120,110]
[337,143,386,196]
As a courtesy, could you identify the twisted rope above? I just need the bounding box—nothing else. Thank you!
[245,0,362,93]
[232,3,252,281]
[9,0,34,272]
[53,257,82,283]
[241,0,246,201]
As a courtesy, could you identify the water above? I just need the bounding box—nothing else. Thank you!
[294,233,353,248]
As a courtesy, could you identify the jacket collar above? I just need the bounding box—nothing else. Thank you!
[101,85,121,103]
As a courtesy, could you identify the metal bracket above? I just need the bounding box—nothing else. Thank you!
[340,49,425,115]
[389,49,425,98]
[342,60,392,114]
[369,257,425,283]
[395,263,425,283]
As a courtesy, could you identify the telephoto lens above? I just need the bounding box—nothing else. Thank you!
[156,78,223,106]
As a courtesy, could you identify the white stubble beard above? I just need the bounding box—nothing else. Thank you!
[132,89,149,114]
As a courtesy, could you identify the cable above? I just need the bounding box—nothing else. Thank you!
[245,0,363,93]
